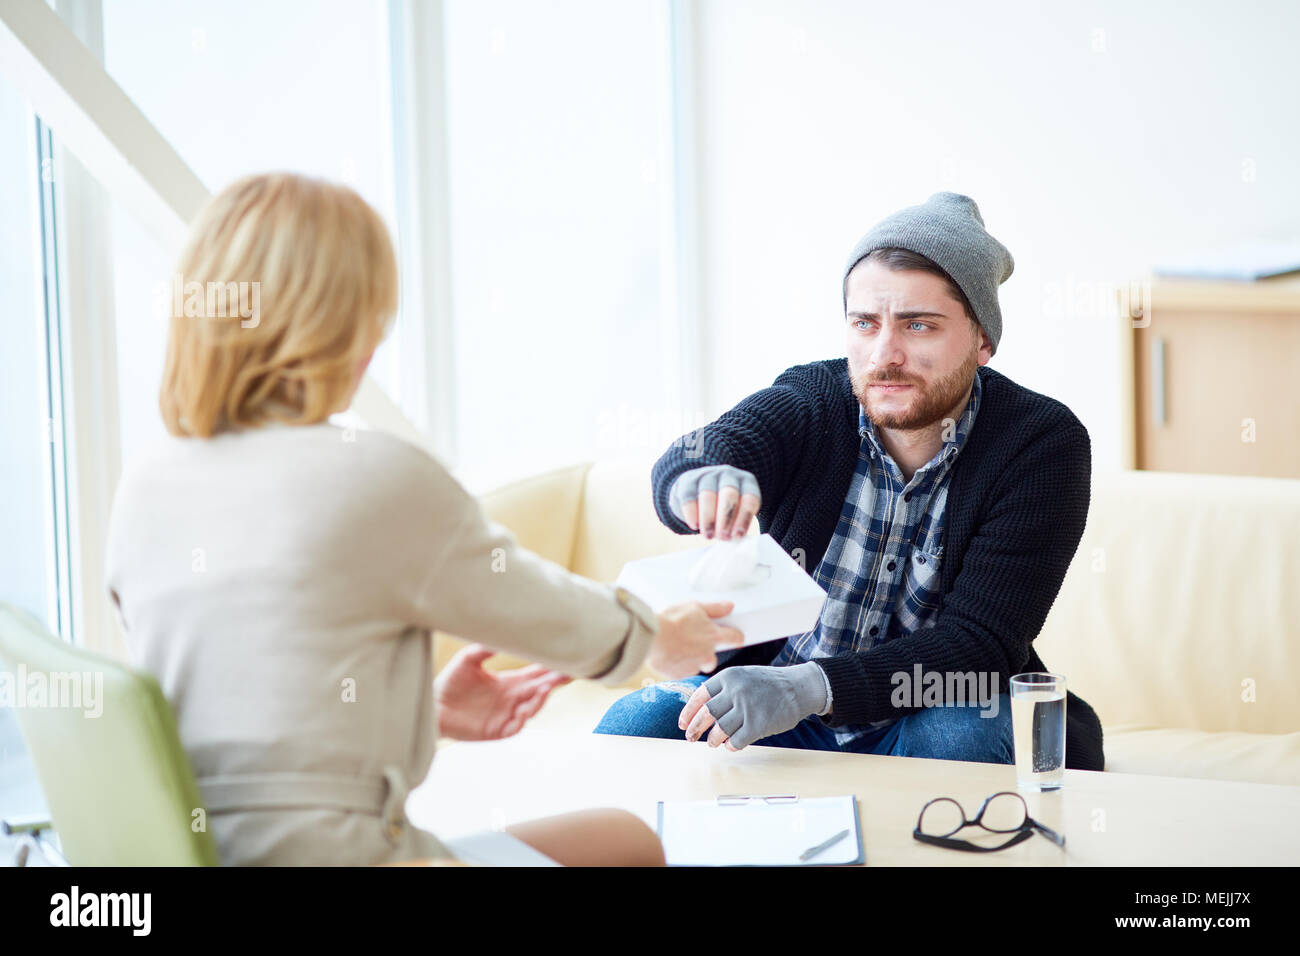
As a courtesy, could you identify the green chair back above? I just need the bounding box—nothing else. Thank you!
[0,603,220,865]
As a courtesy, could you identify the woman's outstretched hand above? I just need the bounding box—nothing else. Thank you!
[434,643,572,742]
[648,601,744,679]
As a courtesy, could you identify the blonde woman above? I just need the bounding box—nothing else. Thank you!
[105,173,739,867]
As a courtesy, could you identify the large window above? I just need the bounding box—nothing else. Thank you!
[443,0,686,489]
[0,79,60,634]
[102,0,402,467]
[0,70,65,861]
[100,0,689,489]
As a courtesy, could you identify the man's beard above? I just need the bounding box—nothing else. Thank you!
[851,344,979,431]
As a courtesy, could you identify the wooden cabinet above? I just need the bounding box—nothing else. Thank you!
[1120,276,1300,479]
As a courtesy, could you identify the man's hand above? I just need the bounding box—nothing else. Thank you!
[668,465,761,540]
[677,662,829,751]
[434,643,572,742]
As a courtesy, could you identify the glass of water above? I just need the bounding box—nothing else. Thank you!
[1010,672,1066,791]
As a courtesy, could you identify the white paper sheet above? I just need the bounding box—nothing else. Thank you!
[656,795,863,866]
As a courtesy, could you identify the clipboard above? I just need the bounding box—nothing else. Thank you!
[655,794,864,866]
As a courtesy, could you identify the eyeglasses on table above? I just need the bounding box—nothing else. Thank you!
[913,791,1065,853]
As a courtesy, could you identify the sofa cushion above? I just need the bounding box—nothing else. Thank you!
[1102,725,1300,786]
[1032,470,1300,737]
[569,457,703,584]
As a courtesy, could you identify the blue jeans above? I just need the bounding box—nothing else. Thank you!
[593,674,1014,763]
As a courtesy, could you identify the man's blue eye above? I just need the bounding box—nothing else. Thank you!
[909,321,927,332]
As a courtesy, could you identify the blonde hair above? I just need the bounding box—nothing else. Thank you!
[160,173,398,437]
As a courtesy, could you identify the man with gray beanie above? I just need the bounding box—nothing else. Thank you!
[594,191,1105,773]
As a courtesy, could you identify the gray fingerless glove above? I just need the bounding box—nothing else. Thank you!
[700,662,831,750]
[667,465,762,525]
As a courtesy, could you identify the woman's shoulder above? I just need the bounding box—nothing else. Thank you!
[111,421,473,523]
[322,422,471,505]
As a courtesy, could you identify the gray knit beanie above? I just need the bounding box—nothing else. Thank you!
[842,192,1014,355]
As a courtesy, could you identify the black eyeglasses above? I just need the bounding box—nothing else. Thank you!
[913,792,1065,853]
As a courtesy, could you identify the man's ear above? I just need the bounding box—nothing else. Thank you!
[972,315,993,364]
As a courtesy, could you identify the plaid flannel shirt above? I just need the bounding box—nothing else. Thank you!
[771,371,983,747]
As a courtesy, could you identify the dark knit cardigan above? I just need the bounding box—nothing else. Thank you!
[651,359,1105,772]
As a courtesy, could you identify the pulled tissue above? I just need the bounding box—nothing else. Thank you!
[688,535,762,591]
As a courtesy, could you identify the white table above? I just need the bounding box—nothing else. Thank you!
[406,729,1300,866]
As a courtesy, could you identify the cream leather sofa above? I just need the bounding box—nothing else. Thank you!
[435,460,1300,786]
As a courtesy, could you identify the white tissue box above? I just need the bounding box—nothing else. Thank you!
[614,534,828,649]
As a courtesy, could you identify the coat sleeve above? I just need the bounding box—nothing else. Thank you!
[814,418,1091,726]
[410,467,659,687]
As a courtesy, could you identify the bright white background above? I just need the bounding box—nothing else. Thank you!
[689,0,1300,471]
[66,0,1300,486]
[103,0,399,467]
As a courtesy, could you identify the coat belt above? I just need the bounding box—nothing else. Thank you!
[197,766,410,843]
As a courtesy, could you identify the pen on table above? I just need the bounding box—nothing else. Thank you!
[799,828,850,862]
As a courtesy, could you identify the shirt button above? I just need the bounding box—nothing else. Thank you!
[904,492,912,502]
[917,555,926,565]
[887,561,896,571]
[869,626,879,636]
